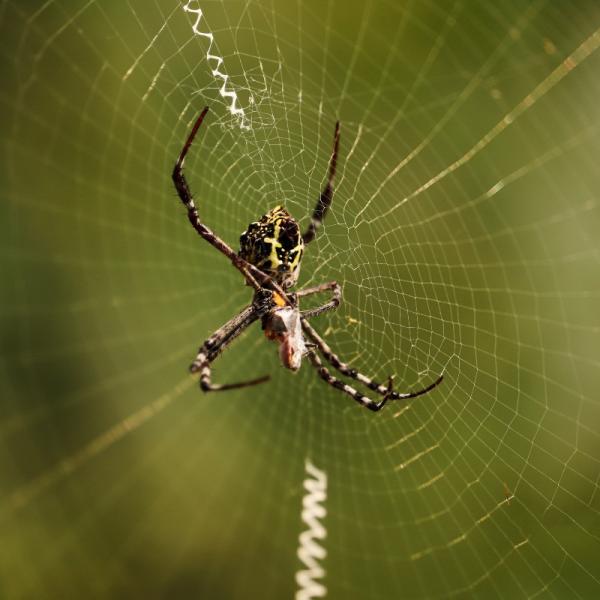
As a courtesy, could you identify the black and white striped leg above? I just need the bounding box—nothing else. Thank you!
[194,358,269,392]
[307,351,394,412]
[302,121,340,244]
[189,303,270,392]
[302,318,444,400]
[297,281,342,319]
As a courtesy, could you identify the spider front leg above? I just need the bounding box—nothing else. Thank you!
[190,302,270,392]
[173,107,271,293]
[302,318,443,402]
[302,121,340,244]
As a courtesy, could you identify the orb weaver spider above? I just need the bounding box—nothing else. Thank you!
[173,107,443,411]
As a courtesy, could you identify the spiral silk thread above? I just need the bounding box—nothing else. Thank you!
[182,1,249,129]
[295,460,328,599]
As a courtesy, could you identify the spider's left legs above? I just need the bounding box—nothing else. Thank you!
[302,121,340,244]
[190,302,270,392]
[173,108,264,291]
[297,281,342,319]
[306,350,392,412]
[302,318,443,400]
[194,359,270,392]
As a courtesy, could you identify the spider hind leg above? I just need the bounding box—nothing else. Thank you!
[307,351,395,412]
[189,302,271,393]
[302,318,443,410]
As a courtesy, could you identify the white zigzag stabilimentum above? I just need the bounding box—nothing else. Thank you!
[296,460,328,600]
[183,1,249,130]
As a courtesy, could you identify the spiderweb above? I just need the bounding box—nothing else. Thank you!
[1,1,600,598]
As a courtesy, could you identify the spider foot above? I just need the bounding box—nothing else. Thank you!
[388,372,444,400]
[200,374,270,392]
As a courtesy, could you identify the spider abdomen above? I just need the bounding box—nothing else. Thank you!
[239,205,304,288]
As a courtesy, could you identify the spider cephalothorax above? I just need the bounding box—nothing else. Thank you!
[239,205,304,289]
[172,107,443,411]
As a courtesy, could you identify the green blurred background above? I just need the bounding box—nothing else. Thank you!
[1,1,600,598]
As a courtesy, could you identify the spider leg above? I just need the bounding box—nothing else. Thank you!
[302,121,340,244]
[297,281,342,318]
[173,108,273,292]
[302,318,444,400]
[190,303,270,392]
[307,350,394,412]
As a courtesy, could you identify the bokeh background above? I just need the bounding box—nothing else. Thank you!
[1,1,600,598]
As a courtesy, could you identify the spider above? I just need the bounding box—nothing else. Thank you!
[172,107,443,411]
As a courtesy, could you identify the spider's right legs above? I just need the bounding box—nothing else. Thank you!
[297,281,342,318]
[302,318,443,400]
[190,302,270,392]
[307,350,393,411]
[302,121,340,244]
